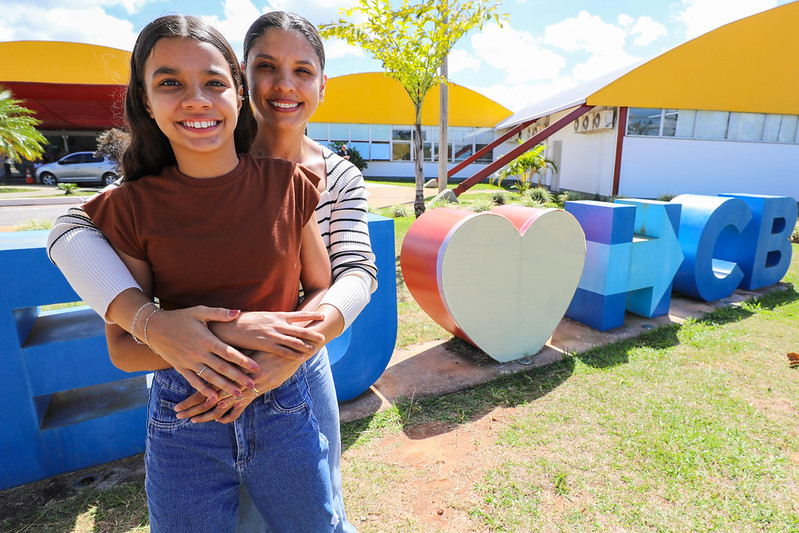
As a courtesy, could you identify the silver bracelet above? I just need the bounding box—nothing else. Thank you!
[131,301,156,345]
[143,307,162,353]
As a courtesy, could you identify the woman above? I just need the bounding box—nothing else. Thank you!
[47,11,374,533]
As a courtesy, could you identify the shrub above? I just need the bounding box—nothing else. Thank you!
[791,219,799,244]
[492,191,507,205]
[469,199,494,212]
[524,187,553,204]
[390,204,409,218]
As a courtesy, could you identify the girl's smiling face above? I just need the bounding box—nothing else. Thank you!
[142,36,242,175]
[245,28,327,135]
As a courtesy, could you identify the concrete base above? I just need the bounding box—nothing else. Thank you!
[432,189,458,204]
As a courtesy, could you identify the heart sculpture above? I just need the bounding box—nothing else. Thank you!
[400,205,586,362]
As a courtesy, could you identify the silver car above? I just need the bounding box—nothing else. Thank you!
[37,152,119,186]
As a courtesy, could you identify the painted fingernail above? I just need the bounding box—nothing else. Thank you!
[228,309,240,317]
[249,362,259,371]
[233,389,242,398]
[245,381,255,389]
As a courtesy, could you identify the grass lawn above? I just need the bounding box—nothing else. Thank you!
[2,226,798,531]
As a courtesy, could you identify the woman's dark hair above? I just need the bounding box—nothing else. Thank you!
[122,14,256,181]
[243,11,325,73]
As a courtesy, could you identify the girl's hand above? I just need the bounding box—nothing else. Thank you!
[210,310,326,360]
[146,306,260,402]
[174,350,305,423]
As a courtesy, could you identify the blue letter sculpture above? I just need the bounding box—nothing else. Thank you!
[670,194,751,301]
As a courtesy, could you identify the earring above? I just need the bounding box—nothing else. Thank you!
[319,93,325,104]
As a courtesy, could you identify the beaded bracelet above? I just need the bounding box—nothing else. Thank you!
[142,307,162,353]
[131,301,156,345]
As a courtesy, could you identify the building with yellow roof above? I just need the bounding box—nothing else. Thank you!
[0,42,512,178]
[494,1,799,201]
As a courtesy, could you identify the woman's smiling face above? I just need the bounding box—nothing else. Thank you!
[245,28,326,134]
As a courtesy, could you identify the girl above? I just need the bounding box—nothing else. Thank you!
[81,15,336,532]
[48,11,374,533]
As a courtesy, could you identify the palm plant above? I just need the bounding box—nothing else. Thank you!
[498,143,557,194]
[0,87,46,165]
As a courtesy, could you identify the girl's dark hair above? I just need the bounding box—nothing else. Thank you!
[243,11,325,72]
[122,15,256,181]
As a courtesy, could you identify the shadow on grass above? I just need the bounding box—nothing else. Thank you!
[341,352,575,452]
[576,284,799,370]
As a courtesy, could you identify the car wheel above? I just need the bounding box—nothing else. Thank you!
[102,173,118,186]
[40,173,57,186]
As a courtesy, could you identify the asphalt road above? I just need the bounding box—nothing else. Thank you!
[0,204,73,228]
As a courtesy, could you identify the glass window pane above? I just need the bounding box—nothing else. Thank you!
[349,142,369,159]
[371,124,390,141]
[307,122,328,140]
[449,127,470,143]
[694,110,729,139]
[453,144,473,162]
[728,112,765,141]
[392,126,411,141]
[350,124,369,141]
[675,109,696,137]
[475,145,492,162]
[662,109,679,137]
[474,128,494,144]
[778,115,798,142]
[329,123,349,140]
[627,108,661,136]
[392,142,411,160]
[763,115,781,142]
[371,142,390,160]
[423,142,433,161]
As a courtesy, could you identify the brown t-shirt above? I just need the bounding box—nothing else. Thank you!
[84,154,321,312]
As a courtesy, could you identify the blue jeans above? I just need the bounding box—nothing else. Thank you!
[145,364,336,533]
[236,348,355,532]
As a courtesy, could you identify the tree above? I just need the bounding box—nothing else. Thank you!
[0,87,46,165]
[497,143,557,194]
[321,0,506,217]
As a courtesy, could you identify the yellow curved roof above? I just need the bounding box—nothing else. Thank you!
[312,72,511,127]
[589,2,799,114]
[0,41,130,85]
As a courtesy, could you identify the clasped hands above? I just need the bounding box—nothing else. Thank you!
[146,308,326,424]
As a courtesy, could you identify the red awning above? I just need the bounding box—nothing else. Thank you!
[5,81,126,131]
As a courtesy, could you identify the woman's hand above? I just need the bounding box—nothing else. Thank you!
[210,310,327,360]
[174,350,305,423]
[144,306,260,402]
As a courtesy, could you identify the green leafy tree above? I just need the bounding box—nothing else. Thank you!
[497,143,557,194]
[321,0,506,217]
[0,87,46,167]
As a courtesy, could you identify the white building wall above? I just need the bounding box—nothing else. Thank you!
[619,137,799,200]
[535,109,618,197]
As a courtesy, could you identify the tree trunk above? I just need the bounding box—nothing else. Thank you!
[438,55,448,194]
[413,105,425,217]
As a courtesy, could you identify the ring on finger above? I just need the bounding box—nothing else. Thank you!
[250,387,261,395]
[196,364,208,377]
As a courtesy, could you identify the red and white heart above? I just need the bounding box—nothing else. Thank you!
[400,205,586,362]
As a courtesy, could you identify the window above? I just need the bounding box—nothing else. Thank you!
[391,126,412,161]
[627,108,661,136]
[728,113,766,141]
[674,110,696,137]
[350,141,370,159]
[371,124,391,142]
[371,143,390,160]
[350,124,370,141]
[778,115,797,143]
[662,109,679,137]
[694,111,729,139]
[307,122,328,140]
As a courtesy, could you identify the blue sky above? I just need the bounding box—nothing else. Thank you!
[1,0,793,111]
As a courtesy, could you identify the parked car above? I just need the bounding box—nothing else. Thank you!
[36,152,119,186]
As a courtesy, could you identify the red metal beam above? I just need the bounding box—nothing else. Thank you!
[446,120,533,178]
[611,106,628,197]
[453,104,595,197]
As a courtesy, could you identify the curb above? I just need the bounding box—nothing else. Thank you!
[0,196,90,207]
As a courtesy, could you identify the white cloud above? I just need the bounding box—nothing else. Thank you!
[323,38,364,61]
[0,3,139,50]
[200,0,261,58]
[617,13,634,27]
[470,23,567,84]
[447,49,480,74]
[543,10,627,55]
[629,16,667,46]
[473,77,580,113]
[676,0,778,39]
[571,50,639,82]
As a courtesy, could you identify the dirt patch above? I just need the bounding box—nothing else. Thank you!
[345,408,512,531]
